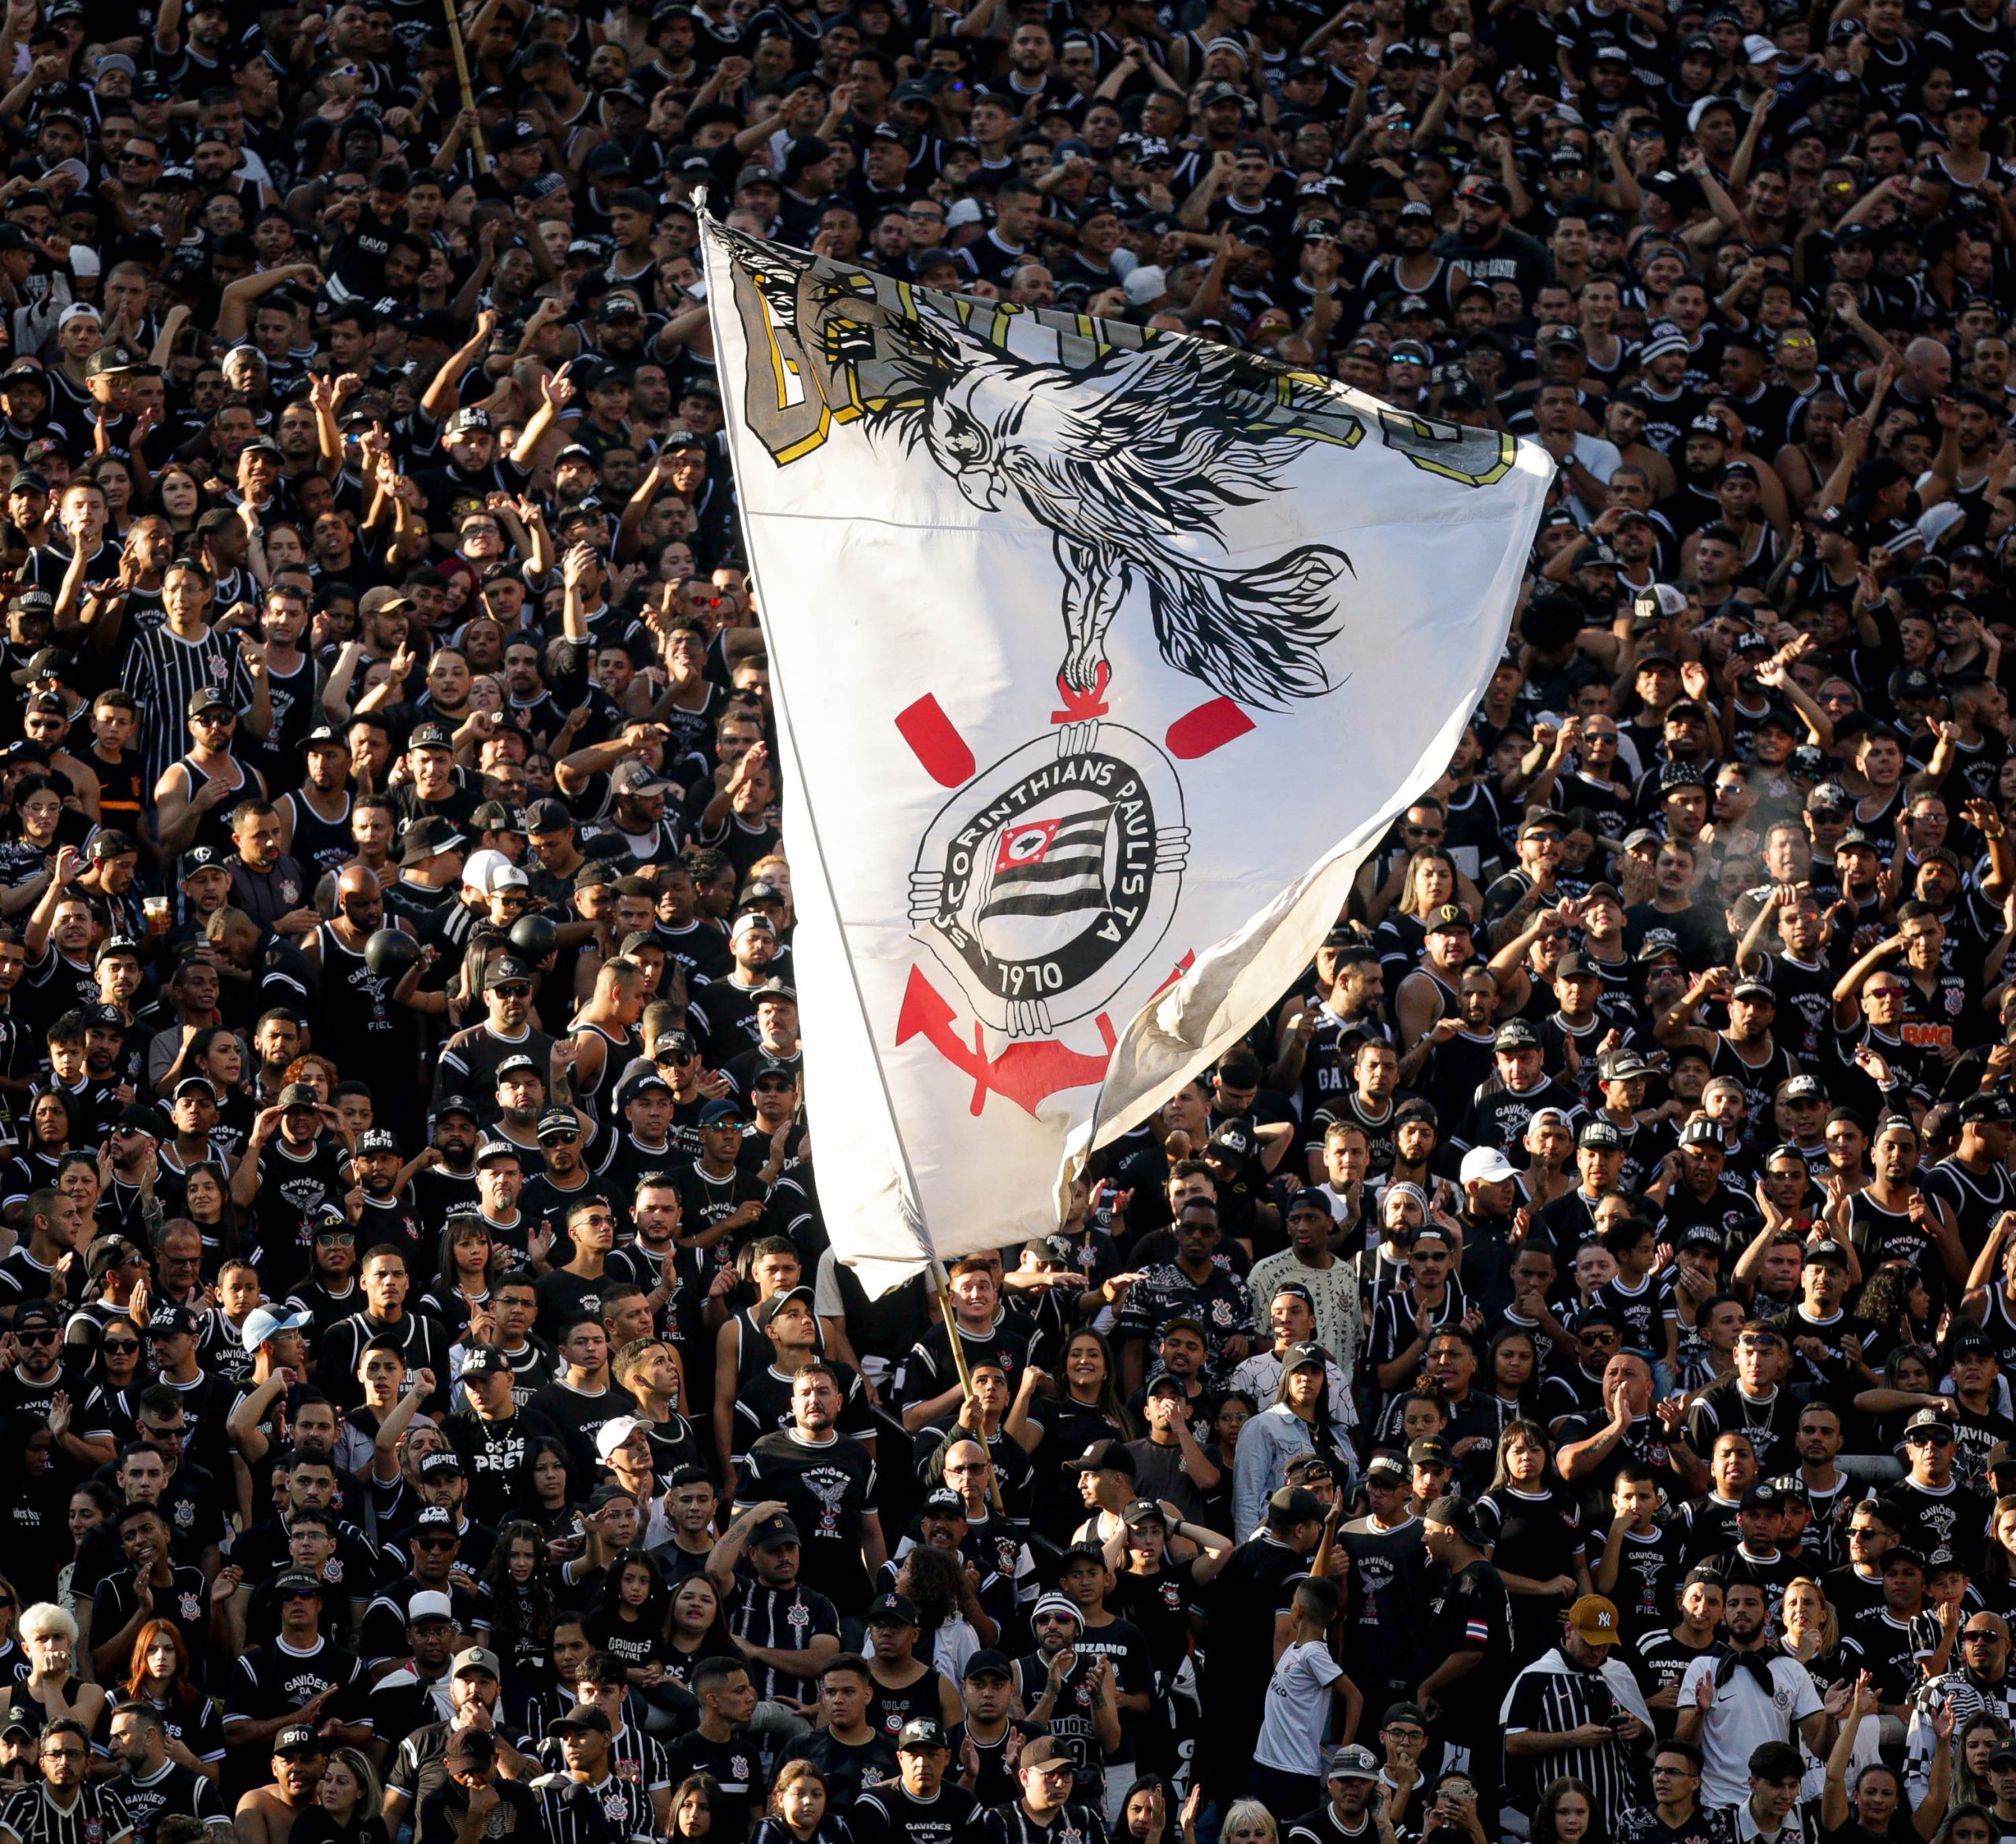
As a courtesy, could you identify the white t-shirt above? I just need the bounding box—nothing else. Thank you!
[1677,1652,1821,1809]
[1254,1638,1345,1775]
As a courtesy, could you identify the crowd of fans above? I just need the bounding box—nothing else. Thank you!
[0,0,2011,1842]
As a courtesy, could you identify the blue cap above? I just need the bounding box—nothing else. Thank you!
[699,1098,746,1126]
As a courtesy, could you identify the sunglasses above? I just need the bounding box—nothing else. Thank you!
[192,709,235,724]
[413,1536,458,1550]
[492,984,531,1000]
[101,1340,141,1355]
[1906,1431,1953,1446]
[316,1231,355,1245]
[13,1329,56,1346]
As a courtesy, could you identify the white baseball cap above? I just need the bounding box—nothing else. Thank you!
[595,1416,647,1461]
[1458,1146,1517,1186]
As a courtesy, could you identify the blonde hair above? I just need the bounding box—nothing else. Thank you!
[1783,1576,1840,1652]
[324,1746,384,1821]
[1221,1804,1279,1844]
[20,1602,76,1646]
[1398,849,1459,919]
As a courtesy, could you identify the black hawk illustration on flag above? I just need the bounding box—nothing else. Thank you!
[713,224,1514,714]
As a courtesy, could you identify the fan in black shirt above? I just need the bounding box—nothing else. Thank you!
[851,1721,979,1844]
[661,1658,768,1839]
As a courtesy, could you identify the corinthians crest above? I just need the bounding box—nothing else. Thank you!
[711,217,1518,1087]
[908,724,1188,1039]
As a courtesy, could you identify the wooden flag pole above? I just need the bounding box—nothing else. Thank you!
[444,0,491,174]
[935,1268,1007,1518]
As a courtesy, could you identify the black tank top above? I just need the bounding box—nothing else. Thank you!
[285,790,356,878]
[866,1662,945,1742]
[569,1019,639,1118]
[173,753,258,861]
[315,920,420,1078]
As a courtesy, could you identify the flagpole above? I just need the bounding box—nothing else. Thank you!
[932,1266,1008,1519]
[444,0,491,173]
[693,206,944,1279]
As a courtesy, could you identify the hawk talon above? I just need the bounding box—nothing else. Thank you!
[1050,662,1110,724]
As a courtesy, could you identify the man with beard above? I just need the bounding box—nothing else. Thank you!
[444,1348,565,1527]
[739,1365,887,1610]
[350,1128,427,1271]
[277,726,359,882]
[520,1106,613,1236]
[411,1098,482,1231]
[1673,1579,1826,1808]
[434,958,558,1128]
[303,868,425,1142]
[106,1704,228,1844]
[689,912,784,1062]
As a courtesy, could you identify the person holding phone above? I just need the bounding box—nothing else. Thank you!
[1502,1595,1654,1831]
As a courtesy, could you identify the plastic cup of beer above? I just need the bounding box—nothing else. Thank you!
[143,896,170,937]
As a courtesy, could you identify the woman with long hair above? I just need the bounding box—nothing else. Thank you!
[1955,1720,2010,1810]
[1531,1777,1606,1844]
[418,1216,499,1343]
[1372,846,1483,965]
[178,1162,243,1272]
[291,1744,387,1844]
[472,1520,559,1676]
[662,1576,739,1690]
[0,776,72,914]
[0,1090,75,1208]
[1827,1673,1947,1842]
[1485,1327,1542,1424]
[584,1550,669,1687]
[520,1436,580,1538]
[1977,1499,2016,1617]
[0,1421,69,1610]
[88,1317,148,1413]
[0,1573,24,1687]
[154,462,206,536]
[58,1483,117,1619]
[1856,1257,1937,1372]
[1006,1328,1136,1543]
[1232,1346,1351,1538]
[1116,1778,1180,1844]
[1936,1808,1996,1844]
[895,1542,983,1682]
[754,1761,851,1844]
[108,1620,225,1776]
[1477,1419,1588,1661]
[673,1775,724,1843]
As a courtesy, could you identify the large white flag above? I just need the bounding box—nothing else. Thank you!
[698,213,1551,1295]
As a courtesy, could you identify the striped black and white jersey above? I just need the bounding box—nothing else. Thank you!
[119,624,249,788]
[975,1800,1108,1844]
[0,1781,135,1844]
[532,1772,654,1844]
[725,1578,843,1705]
[1501,1647,1644,1824]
